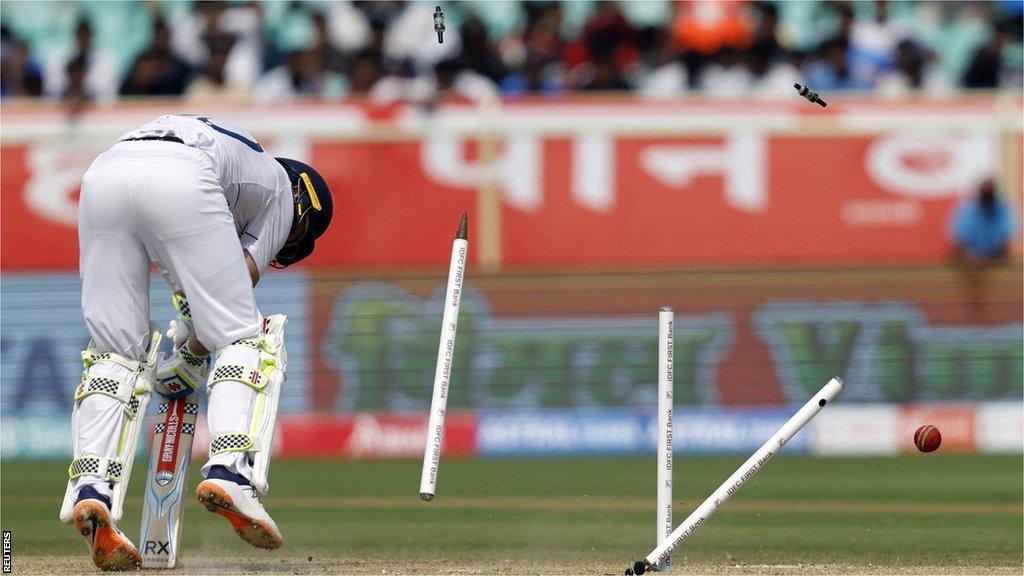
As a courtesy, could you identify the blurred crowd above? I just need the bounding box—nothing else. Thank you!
[2,0,1022,106]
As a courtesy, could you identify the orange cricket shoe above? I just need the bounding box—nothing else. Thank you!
[196,478,283,550]
[70,497,141,571]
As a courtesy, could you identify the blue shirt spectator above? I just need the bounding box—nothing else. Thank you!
[1,27,43,97]
[500,56,564,96]
[949,181,1017,260]
[804,37,874,92]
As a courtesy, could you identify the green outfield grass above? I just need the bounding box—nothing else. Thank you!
[2,455,1021,574]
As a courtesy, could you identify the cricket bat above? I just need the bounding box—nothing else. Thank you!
[140,393,199,568]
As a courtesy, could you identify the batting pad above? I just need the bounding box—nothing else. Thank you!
[60,332,161,524]
[207,314,287,494]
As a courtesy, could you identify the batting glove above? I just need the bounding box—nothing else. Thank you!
[154,293,209,398]
[155,343,208,398]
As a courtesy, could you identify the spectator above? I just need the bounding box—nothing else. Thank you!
[325,0,373,55]
[749,40,803,98]
[670,1,752,89]
[172,0,228,66]
[253,44,346,101]
[424,56,499,104]
[364,17,389,59]
[850,0,908,78]
[349,49,384,95]
[185,34,249,103]
[173,1,263,89]
[219,2,266,88]
[639,26,686,98]
[815,3,880,89]
[522,2,566,64]
[43,18,118,102]
[564,4,637,90]
[121,19,192,96]
[672,1,751,55]
[498,2,566,95]
[457,15,506,83]
[311,11,346,75]
[1,27,43,97]
[804,36,871,92]
[700,46,753,97]
[749,2,786,63]
[732,2,807,99]
[949,180,1017,261]
[578,54,632,91]
[253,50,321,101]
[63,54,89,115]
[876,39,952,96]
[962,19,1013,88]
[501,53,564,96]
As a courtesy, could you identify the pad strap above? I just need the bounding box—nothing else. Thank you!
[172,292,192,319]
[75,375,146,419]
[81,349,146,374]
[208,335,277,391]
[209,432,254,456]
[75,376,133,402]
[78,348,153,407]
[69,455,124,482]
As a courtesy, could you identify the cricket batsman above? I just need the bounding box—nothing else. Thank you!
[58,114,333,570]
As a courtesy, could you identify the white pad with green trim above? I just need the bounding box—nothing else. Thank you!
[59,332,161,524]
[207,314,287,494]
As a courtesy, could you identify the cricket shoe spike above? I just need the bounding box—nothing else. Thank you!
[71,486,142,571]
[196,474,283,550]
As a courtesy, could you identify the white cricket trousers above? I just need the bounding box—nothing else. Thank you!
[74,140,260,497]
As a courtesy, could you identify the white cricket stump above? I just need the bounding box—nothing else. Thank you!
[419,212,469,501]
[627,377,844,575]
[657,307,674,573]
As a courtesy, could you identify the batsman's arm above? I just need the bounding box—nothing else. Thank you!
[244,250,260,286]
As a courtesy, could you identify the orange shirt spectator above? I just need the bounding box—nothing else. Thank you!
[672,1,752,54]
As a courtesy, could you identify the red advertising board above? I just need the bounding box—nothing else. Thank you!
[1,98,1020,270]
[277,412,478,459]
[189,412,478,460]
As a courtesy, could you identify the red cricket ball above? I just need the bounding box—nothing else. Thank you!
[914,424,942,453]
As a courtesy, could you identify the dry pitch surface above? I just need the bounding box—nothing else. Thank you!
[12,556,1023,575]
[3,456,1021,575]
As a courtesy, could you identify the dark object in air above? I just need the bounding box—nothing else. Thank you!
[434,6,445,44]
[794,83,828,108]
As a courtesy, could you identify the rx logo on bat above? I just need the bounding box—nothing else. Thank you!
[144,540,170,555]
[155,471,174,486]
